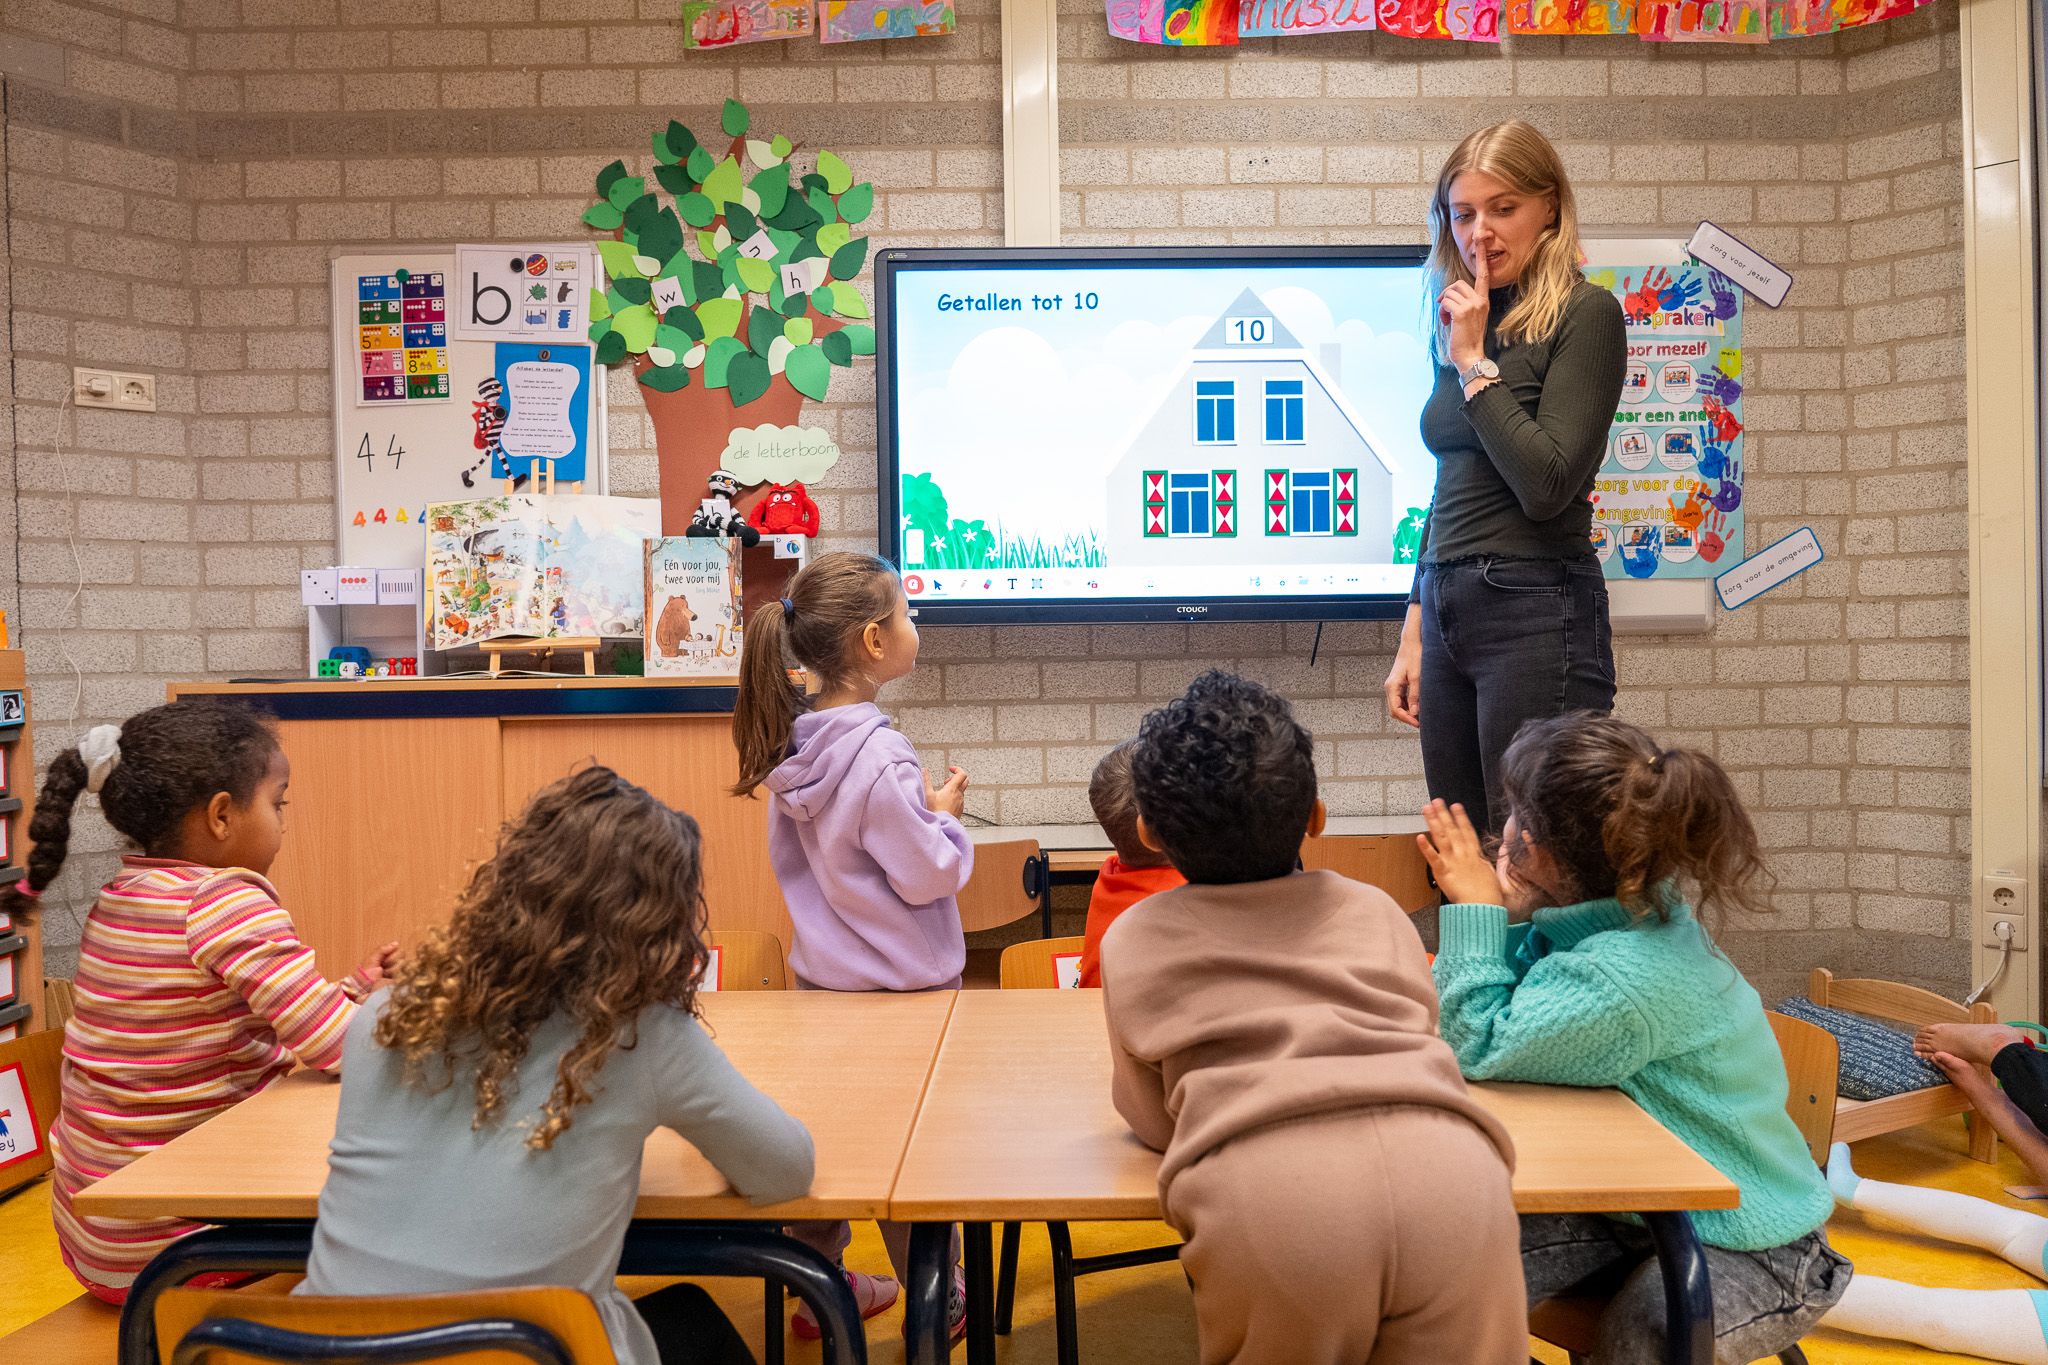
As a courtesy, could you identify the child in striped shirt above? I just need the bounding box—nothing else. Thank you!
[1,700,397,1302]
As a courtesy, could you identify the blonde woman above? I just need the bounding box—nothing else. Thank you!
[1382,121,1628,833]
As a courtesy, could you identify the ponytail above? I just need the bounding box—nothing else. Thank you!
[1,746,90,918]
[1498,712,1772,924]
[731,599,803,797]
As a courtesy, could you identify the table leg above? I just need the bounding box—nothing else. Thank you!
[963,1222,995,1365]
[903,1221,953,1365]
[120,1221,315,1365]
[764,1279,784,1365]
[1643,1211,1714,1365]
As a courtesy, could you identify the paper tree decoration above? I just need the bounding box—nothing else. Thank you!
[583,100,877,409]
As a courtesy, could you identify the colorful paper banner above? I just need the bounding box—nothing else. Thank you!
[819,0,956,41]
[1120,0,1931,42]
[680,0,815,47]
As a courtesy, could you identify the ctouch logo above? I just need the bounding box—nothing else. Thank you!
[1176,605,1209,614]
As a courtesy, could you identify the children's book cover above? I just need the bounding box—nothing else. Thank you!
[427,494,659,649]
[643,537,744,678]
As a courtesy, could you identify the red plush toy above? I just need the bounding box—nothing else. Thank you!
[747,482,821,537]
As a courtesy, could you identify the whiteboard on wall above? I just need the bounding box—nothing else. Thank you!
[330,252,608,570]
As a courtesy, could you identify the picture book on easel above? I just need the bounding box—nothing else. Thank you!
[426,495,659,649]
[643,538,744,678]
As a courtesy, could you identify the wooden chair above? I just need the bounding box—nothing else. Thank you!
[1527,1013,1838,1365]
[992,936,1180,1365]
[154,1285,614,1364]
[1809,968,2000,1163]
[44,976,78,1030]
[1299,833,1438,911]
[957,838,1052,938]
[707,930,787,991]
[0,1022,63,1198]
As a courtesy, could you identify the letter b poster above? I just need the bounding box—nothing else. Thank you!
[452,244,596,345]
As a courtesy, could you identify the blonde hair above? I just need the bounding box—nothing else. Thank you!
[731,550,903,796]
[1427,121,1586,360]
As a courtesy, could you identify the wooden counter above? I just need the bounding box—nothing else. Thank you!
[168,677,780,980]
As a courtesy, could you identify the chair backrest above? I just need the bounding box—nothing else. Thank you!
[1808,967,1999,1028]
[956,838,1044,933]
[1298,834,1438,912]
[0,1024,64,1196]
[155,1287,615,1365]
[999,935,1086,990]
[1767,1011,1841,1166]
[45,976,78,1030]
[706,930,786,991]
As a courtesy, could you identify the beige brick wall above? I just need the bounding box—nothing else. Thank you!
[2,1,1969,1001]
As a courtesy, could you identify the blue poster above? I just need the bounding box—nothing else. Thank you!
[1584,260,1744,581]
[490,342,593,483]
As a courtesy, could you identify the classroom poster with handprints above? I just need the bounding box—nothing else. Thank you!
[1583,257,1744,582]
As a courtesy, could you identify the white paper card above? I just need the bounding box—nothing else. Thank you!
[336,567,379,605]
[0,1062,41,1167]
[1715,527,1823,610]
[1053,952,1083,989]
[694,945,724,992]
[781,259,825,296]
[375,568,419,604]
[738,231,777,262]
[773,535,808,562]
[652,277,686,314]
[300,568,338,606]
[1686,221,1792,309]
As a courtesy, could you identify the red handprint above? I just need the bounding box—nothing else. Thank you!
[1702,397,1743,444]
[1699,508,1730,563]
[1623,267,1672,324]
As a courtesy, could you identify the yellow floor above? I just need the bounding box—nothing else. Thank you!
[2,1113,2037,1362]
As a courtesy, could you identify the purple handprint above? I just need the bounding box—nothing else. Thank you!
[1698,439,1731,482]
[1700,366,1742,407]
[1657,275,1703,311]
[1621,526,1663,579]
[1706,273,1740,322]
[1708,459,1742,514]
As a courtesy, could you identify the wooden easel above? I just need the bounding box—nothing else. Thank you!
[479,636,601,676]
[504,458,584,497]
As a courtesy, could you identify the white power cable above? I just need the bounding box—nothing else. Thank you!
[1964,918,2017,1008]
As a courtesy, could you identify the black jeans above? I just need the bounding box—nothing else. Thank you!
[1994,1042,2048,1134]
[634,1283,756,1365]
[1419,556,1616,834]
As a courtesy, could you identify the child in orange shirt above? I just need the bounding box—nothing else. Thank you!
[1077,740,1185,988]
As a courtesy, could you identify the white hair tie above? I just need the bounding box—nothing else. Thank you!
[78,724,123,794]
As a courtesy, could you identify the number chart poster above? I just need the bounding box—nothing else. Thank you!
[1584,251,1744,581]
[354,269,450,405]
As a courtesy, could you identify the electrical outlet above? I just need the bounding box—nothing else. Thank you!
[1982,875,2031,951]
[74,367,157,412]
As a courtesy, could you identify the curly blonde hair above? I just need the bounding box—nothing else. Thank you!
[373,766,712,1150]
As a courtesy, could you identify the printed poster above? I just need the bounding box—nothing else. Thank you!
[820,0,956,41]
[451,245,595,344]
[493,344,593,484]
[355,269,449,405]
[0,1062,42,1170]
[682,0,815,46]
[426,495,659,649]
[645,538,744,678]
[1584,255,1744,582]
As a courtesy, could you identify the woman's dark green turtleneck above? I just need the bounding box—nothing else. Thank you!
[1409,279,1629,603]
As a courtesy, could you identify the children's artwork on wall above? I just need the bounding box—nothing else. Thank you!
[426,495,660,649]
[1106,0,1241,43]
[1584,243,1744,583]
[644,538,744,677]
[682,0,815,46]
[354,268,449,405]
[493,344,594,483]
[450,245,594,344]
[1238,0,1375,37]
[1128,0,1921,40]
[819,0,956,41]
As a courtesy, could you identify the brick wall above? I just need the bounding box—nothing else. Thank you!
[3,1,1969,1001]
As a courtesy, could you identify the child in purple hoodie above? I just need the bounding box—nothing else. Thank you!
[733,549,973,1341]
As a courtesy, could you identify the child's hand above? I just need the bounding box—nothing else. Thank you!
[1416,800,1507,908]
[344,940,402,1002]
[926,766,968,819]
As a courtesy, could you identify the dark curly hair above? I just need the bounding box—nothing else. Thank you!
[1,699,281,920]
[1130,671,1317,884]
[373,766,712,1151]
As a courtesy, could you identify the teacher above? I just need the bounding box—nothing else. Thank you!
[1383,120,1628,834]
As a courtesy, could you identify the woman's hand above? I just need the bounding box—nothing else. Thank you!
[1384,605,1423,729]
[1417,800,1507,908]
[926,765,968,819]
[1438,244,1492,371]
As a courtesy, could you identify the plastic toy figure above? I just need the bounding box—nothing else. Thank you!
[747,482,821,538]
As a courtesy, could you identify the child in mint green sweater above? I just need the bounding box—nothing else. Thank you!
[1421,712,1849,1365]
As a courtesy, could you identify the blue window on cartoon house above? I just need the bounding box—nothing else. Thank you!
[1195,380,1235,444]
[1290,470,1333,535]
[1168,472,1212,536]
[1265,380,1304,443]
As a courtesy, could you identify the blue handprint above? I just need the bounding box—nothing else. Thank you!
[1706,272,1740,322]
[1698,438,1731,482]
[1708,459,1742,514]
[1657,274,1703,311]
[1621,526,1663,579]
[1699,366,1742,407]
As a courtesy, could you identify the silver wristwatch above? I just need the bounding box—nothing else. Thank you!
[1458,357,1500,387]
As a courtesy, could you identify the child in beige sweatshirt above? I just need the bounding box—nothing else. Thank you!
[1098,671,1527,1365]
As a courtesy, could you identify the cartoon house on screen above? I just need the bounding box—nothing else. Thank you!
[1104,289,1397,569]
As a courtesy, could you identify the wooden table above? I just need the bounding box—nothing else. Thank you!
[891,991,1738,1365]
[79,991,957,1365]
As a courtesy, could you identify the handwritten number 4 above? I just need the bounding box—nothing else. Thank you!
[353,435,407,471]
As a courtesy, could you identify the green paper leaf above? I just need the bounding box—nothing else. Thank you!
[811,284,836,315]
[829,237,869,283]
[589,288,611,322]
[768,227,800,259]
[807,187,837,223]
[686,145,716,182]
[749,168,790,220]
[784,315,814,346]
[841,323,876,356]
[831,288,869,320]
[817,150,853,196]
[697,229,721,259]
[736,255,774,294]
[666,119,699,163]
[607,175,646,210]
[726,204,759,244]
[637,209,684,267]
[597,239,646,280]
[696,296,742,341]
[595,329,627,365]
[622,193,661,239]
[702,156,745,209]
[747,306,784,358]
[641,364,690,393]
[652,128,679,166]
[765,192,821,233]
[838,182,875,224]
[613,277,651,306]
[677,192,716,228]
[655,163,692,196]
[783,290,809,319]
[582,200,624,231]
[727,352,771,407]
[665,307,705,343]
[596,159,627,197]
[801,173,828,195]
[655,322,694,353]
[613,302,658,352]
[746,139,779,169]
[817,222,851,257]
[722,98,749,138]
[785,345,830,401]
[771,134,793,158]
[821,329,854,367]
[705,335,748,388]
[693,260,725,302]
